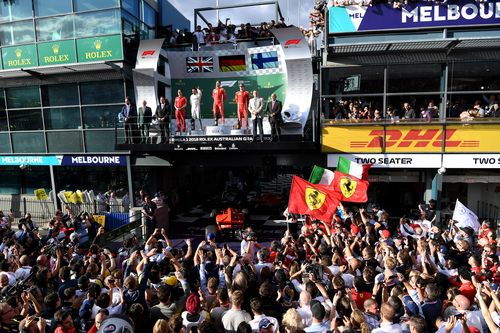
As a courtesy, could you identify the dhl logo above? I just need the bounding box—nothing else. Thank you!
[350,129,480,148]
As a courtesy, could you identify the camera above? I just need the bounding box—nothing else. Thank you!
[437,167,446,175]
[241,230,256,241]
[304,263,323,281]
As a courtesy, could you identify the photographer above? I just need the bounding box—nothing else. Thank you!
[240,227,261,259]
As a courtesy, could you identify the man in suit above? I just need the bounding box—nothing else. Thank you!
[266,93,282,142]
[119,96,137,144]
[155,96,171,143]
[249,90,264,142]
[138,100,152,143]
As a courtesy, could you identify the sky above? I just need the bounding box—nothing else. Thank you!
[168,0,314,30]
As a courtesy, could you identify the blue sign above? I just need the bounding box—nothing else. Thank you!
[61,155,127,166]
[0,155,61,166]
[329,1,500,33]
[0,155,127,166]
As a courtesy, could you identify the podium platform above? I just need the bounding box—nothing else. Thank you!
[230,129,244,135]
[205,125,231,135]
[189,130,204,136]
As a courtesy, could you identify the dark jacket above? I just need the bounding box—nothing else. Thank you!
[266,100,283,123]
[120,104,137,123]
[156,101,171,121]
[138,106,153,125]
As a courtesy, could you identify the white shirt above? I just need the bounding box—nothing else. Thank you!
[15,266,32,280]
[297,305,312,327]
[249,314,279,333]
[372,322,402,333]
[193,31,205,44]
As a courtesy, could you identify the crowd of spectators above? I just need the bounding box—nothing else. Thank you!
[169,19,288,48]
[1,193,500,333]
[301,0,327,54]
[329,0,488,8]
[324,95,500,122]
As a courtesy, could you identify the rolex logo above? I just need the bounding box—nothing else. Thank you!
[94,40,102,50]
[15,48,22,59]
[52,44,59,55]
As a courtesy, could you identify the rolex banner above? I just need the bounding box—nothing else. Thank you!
[287,175,341,222]
[332,171,369,203]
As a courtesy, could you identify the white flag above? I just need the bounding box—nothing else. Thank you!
[452,199,480,231]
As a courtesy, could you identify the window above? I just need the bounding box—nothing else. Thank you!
[6,86,40,109]
[448,61,500,92]
[0,109,8,131]
[22,167,51,195]
[322,66,384,95]
[36,15,74,42]
[82,105,119,128]
[80,80,124,104]
[46,131,83,152]
[8,109,43,131]
[84,130,115,152]
[387,95,442,119]
[388,64,442,93]
[122,10,139,36]
[11,132,45,153]
[34,0,72,17]
[0,89,5,109]
[0,1,33,22]
[75,9,121,38]
[0,20,35,45]
[0,134,10,153]
[0,167,19,194]
[42,84,79,106]
[122,0,139,17]
[74,0,119,12]
[142,2,156,27]
[44,107,81,130]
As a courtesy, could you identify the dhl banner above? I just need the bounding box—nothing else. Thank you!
[322,124,500,153]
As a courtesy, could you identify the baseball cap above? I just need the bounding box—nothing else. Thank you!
[97,314,134,333]
[380,230,391,239]
[259,318,273,329]
[70,232,79,242]
[207,232,216,240]
[185,293,201,314]
[164,275,178,286]
[459,227,474,237]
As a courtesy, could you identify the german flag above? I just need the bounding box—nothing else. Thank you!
[219,55,246,72]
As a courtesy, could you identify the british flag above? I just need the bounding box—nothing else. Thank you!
[186,56,214,73]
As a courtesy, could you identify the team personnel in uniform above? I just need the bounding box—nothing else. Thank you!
[234,83,250,129]
[190,87,203,131]
[212,81,226,126]
[174,90,187,133]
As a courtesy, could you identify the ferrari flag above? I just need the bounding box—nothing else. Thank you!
[287,175,341,222]
[332,171,369,203]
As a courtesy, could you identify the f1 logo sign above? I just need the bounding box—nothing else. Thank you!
[141,50,155,57]
[284,39,301,47]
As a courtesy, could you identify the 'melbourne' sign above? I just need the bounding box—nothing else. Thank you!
[329,1,500,33]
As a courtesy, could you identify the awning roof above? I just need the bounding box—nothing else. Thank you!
[326,38,500,65]
[0,61,125,87]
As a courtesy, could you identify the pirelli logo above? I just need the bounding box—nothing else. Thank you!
[349,129,479,149]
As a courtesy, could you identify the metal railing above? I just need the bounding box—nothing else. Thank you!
[0,197,129,227]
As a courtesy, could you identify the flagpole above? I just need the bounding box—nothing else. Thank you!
[216,0,220,24]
